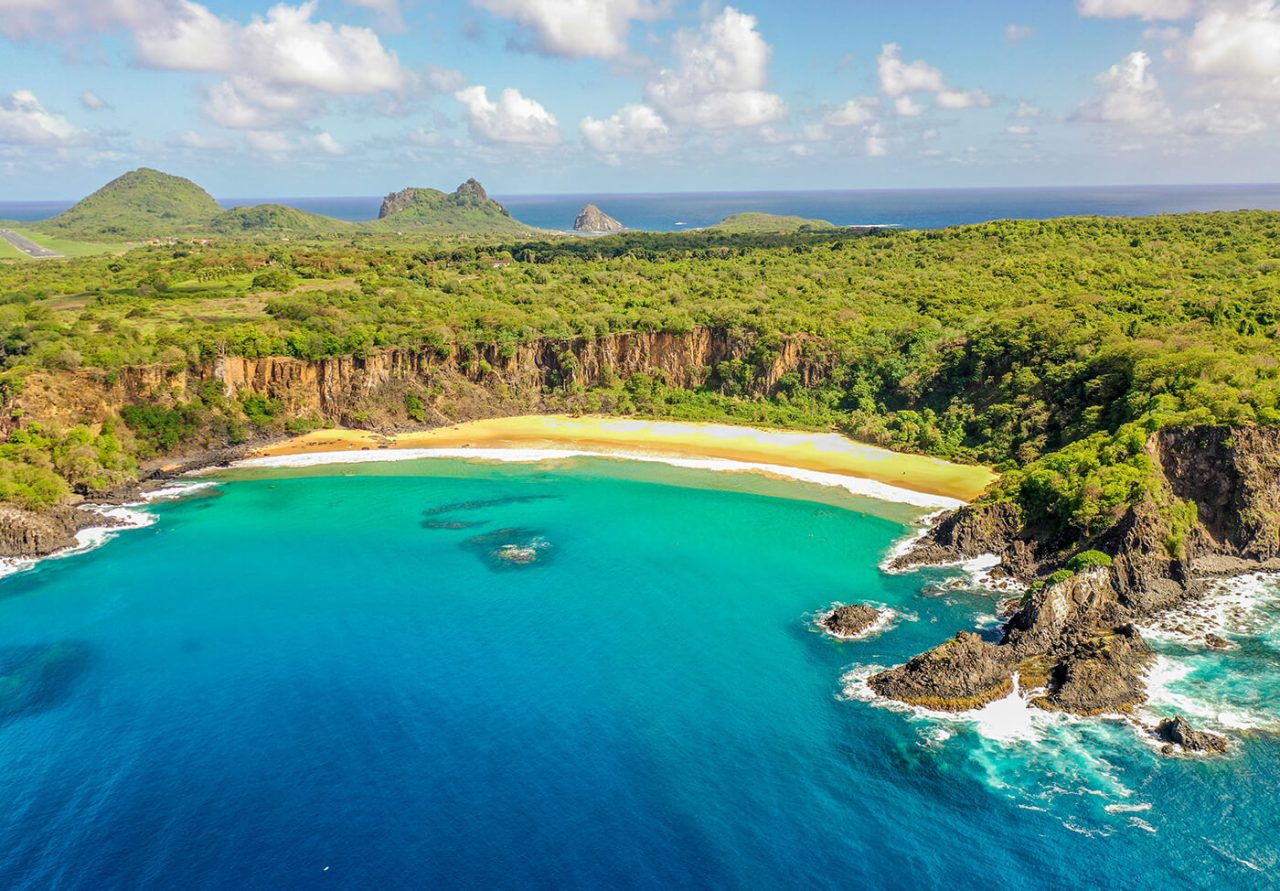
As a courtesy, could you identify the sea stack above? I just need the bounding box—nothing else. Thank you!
[573,204,624,233]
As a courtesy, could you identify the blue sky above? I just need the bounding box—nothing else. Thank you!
[0,0,1276,198]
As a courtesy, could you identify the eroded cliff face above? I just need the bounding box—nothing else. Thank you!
[876,424,1280,719]
[13,327,834,439]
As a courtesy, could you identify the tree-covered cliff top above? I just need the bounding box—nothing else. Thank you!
[1,209,1279,530]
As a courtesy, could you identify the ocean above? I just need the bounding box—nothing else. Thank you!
[3,183,1280,231]
[0,455,1276,889]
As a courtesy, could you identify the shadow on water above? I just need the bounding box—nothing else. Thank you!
[0,641,92,723]
[463,527,556,571]
[422,494,558,519]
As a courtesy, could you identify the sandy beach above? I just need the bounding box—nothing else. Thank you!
[249,416,996,504]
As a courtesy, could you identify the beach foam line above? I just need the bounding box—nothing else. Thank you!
[232,446,966,510]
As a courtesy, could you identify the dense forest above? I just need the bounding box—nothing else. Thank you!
[2,210,1278,560]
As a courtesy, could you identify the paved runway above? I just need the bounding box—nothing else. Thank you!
[0,228,62,258]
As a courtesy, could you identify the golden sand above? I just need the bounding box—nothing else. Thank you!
[250,416,996,503]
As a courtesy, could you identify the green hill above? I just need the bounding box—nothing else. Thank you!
[38,168,221,240]
[709,212,837,234]
[374,179,543,236]
[210,204,351,236]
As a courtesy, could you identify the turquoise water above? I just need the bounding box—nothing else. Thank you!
[0,457,1277,889]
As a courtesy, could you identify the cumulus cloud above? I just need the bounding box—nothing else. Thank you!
[0,90,84,146]
[1184,0,1280,99]
[455,85,561,145]
[81,90,111,111]
[1077,0,1195,20]
[645,6,785,129]
[877,44,990,114]
[1077,50,1174,132]
[0,0,408,132]
[473,0,667,59]
[824,97,878,127]
[580,104,670,161]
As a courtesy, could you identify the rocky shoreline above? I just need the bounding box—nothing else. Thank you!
[869,425,1280,752]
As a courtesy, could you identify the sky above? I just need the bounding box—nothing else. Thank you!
[0,0,1278,198]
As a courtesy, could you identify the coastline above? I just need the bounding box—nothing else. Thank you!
[245,415,995,507]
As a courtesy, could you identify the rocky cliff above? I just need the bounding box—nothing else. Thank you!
[573,204,624,232]
[874,424,1280,721]
[14,327,833,448]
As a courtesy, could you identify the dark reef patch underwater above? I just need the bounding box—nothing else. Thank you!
[0,456,1278,889]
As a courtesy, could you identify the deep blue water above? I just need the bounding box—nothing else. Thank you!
[3,183,1280,230]
[0,456,1277,889]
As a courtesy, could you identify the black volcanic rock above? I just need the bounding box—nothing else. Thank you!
[1156,716,1228,754]
[820,603,883,638]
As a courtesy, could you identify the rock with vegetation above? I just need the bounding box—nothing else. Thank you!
[36,168,221,240]
[1155,716,1229,755]
[710,212,836,234]
[820,603,884,638]
[376,179,537,236]
[573,204,624,232]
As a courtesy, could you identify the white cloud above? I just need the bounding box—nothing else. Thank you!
[1078,50,1174,132]
[313,131,346,155]
[455,85,561,145]
[645,6,785,129]
[825,96,878,127]
[877,44,946,96]
[877,44,990,114]
[1006,124,1034,135]
[865,124,888,157]
[474,0,667,59]
[894,95,924,117]
[1015,101,1041,118]
[0,90,84,146]
[172,129,234,150]
[1,0,408,132]
[580,104,670,161]
[81,90,111,111]
[1184,102,1267,135]
[937,89,992,109]
[245,129,295,154]
[1184,1,1280,99]
[1077,0,1194,19]
[1005,24,1033,42]
[201,76,313,129]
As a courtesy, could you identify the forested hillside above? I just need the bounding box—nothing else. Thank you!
[2,210,1278,562]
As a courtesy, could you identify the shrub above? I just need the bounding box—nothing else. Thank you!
[1066,550,1114,572]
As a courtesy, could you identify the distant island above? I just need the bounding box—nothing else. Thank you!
[573,204,624,233]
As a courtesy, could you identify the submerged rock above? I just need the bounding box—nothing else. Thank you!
[464,527,553,571]
[0,642,92,721]
[820,603,884,638]
[1155,716,1229,755]
[869,632,1014,711]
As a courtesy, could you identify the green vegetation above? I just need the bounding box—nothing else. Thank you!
[1066,550,1114,572]
[211,205,351,236]
[710,212,837,234]
[36,168,221,240]
[374,179,542,237]
[2,180,1280,548]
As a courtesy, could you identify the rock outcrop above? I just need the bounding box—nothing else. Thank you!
[1155,716,1229,755]
[573,204,624,232]
[0,506,102,559]
[877,425,1280,717]
[820,603,883,638]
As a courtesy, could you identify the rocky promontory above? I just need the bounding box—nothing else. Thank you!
[573,204,624,233]
[0,505,102,559]
[874,425,1280,728]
